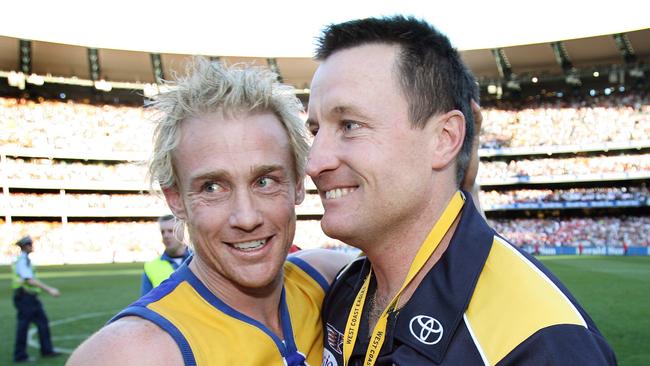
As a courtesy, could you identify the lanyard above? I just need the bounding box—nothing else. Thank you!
[342,191,465,366]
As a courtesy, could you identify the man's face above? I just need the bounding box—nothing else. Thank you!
[165,111,304,290]
[306,44,438,247]
[159,219,185,256]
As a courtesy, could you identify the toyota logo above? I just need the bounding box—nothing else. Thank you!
[409,315,443,345]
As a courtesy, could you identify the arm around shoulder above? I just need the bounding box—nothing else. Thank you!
[291,248,355,285]
[67,316,183,366]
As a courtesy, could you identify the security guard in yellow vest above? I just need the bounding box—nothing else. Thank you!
[141,215,191,296]
[12,235,62,363]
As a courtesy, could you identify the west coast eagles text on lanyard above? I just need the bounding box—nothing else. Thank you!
[342,191,465,366]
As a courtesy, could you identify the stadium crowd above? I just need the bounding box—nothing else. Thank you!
[479,154,650,181]
[6,154,649,186]
[0,97,153,153]
[0,221,161,265]
[5,158,148,184]
[3,214,646,266]
[2,91,649,155]
[4,193,169,212]
[489,216,650,248]
[1,90,648,264]
[481,90,650,149]
[0,219,344,265]
[481,186,648,207]
[4,192,323,216]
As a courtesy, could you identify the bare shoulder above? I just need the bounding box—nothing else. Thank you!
[67,316,183,366]
[291,248,355,285]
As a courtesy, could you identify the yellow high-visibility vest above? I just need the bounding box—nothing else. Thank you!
[143,258,175,288]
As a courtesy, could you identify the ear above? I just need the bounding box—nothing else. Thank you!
[295,176,306,205]
[431,110,466,170]
[162,186,187,220]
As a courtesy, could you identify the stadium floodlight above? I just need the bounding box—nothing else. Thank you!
[8,71,26,89]
[487,84,498,94]
[94,79,113,92]
[565,73,582,86]
[629,67,645,78]
[506,79,521,91]
[143,83,159,98]
[27,73,45,86]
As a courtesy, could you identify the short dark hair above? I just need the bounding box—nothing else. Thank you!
[158,214,176,223]
[16,235,33,247]
[315,15,479,185]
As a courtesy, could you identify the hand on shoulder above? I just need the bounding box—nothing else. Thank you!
[67,316,183,366]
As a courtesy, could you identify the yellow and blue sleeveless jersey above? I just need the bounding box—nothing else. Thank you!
[322,192,617,366]
[113,256,329,366]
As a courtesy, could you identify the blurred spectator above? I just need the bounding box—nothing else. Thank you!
[0,97,153,153]
[479,154,650,182]
[140,215,191,296]
[5,157,148,184]
[480,90,650,149]
[489,216,650,247]
[481,186,648,208]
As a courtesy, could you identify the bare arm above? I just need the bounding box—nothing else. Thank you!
[67,316,183,366]
[291,248,354,285]
[26,278,60,297]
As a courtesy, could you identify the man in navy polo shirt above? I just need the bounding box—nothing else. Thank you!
[306,16,616,365]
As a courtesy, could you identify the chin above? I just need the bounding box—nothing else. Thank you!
[237,263,284,288]
[321,217,355,242]
[234,274,281,293]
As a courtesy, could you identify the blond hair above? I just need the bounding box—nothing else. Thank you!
[148,57,309,189]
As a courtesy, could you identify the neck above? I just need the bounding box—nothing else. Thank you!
[188,256,284,337]
[165,247,186,258]
[365,188,460,307]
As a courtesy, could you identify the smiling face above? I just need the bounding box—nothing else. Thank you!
[164,111,304,291]
[306,44,443,250]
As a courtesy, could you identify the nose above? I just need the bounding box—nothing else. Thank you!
[229,190,263,231]
[306,130,338,179]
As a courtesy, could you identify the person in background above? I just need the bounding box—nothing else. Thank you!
[308,15,616,365]
[140,214,192,296]
[11,235,62,363]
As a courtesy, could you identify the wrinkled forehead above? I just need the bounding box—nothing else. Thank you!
[174,111,296,183]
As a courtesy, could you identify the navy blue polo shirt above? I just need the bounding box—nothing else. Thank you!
[321,194,616,365]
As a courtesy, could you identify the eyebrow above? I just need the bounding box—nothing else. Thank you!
[189,170,231,185]
[253,164,286,177]
[306,105,366,128]
[190,164,287,183]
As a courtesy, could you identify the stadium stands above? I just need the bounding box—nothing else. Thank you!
[1,31,648,263]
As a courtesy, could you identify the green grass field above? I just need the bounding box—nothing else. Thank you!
[1,256,648,365]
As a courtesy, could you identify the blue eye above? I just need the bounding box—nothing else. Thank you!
[258,177,269,187]
[203,182,222,193]
[343,120,360,132]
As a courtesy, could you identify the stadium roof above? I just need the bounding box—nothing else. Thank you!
[0,0,649,90]
[2,0,649,57]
